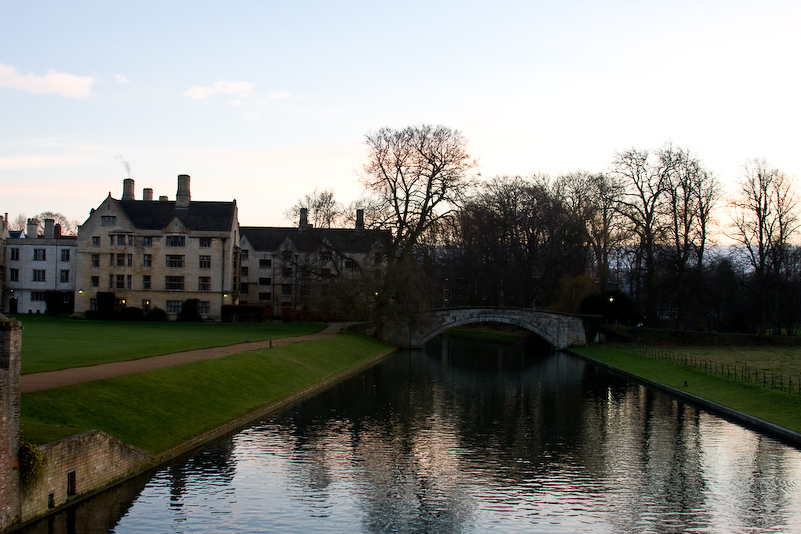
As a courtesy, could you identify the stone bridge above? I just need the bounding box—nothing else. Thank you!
[379,307,592,349]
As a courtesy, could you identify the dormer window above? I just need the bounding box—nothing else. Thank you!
[166,236,185,247]
[101,215,116,226]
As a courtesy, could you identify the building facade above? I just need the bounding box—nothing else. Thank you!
[74,176,240,320]
[2,218,77,315]
[239,208,387,319]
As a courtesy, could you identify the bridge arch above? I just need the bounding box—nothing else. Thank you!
[380,308,589,349]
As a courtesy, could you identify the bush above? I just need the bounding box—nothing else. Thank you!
[18,439,44,485]
[178,299,203,322]
[122,307,144,321]
[70,312,86,320]
[144,307,168,322]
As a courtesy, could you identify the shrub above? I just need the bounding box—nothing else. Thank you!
[122,307,144,321]
[144,307,168,322]
[178,299,202,322]
[18,439,44,485]
[70,312,86,320]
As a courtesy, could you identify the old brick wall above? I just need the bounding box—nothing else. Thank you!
[20,431,153,523]
[0,318,22,532]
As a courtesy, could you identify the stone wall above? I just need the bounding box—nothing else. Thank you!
[0,317,21,532]
[19,431,153,524]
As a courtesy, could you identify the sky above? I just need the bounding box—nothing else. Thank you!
[1,0,800,229]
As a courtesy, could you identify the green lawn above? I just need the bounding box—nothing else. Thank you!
[21,334,396,454]
[573,345,801,435]
[648,344,801,378]
[10,315,325,374]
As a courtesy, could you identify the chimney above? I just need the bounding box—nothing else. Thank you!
[176,174,191,207]
[2,213,7,231]
[355,209,365,231]
[27,218,39,238]
[299,208,309,229]
[159,195,169,201]
[122,178,135,200]
[54,224,62,238]
[143,188,153,201]
[44,219,55,239]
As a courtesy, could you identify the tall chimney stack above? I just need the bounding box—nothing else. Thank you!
[176,174,191,207]
[143,188,153,201]
[44,219,55,239]
[122,178,135,201]
[355,209,365,231]
[299,208,309,229]
[26,218,39,238]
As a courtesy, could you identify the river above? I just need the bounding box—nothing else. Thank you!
[21,336,801,533]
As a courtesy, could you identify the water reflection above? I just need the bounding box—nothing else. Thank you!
[21,336,801,533]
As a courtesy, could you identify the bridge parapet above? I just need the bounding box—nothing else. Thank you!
[380,307,589,349]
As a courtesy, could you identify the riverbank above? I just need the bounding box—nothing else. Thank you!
[571,345,801,447]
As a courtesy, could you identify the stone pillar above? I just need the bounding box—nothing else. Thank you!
[0,315,22,531]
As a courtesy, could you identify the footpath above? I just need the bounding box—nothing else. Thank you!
[21,322,354,393]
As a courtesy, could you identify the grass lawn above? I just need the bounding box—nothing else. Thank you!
[10,315,325,374]
[21,334,396,454]
[647,345,801,379]
[573,345,801,435]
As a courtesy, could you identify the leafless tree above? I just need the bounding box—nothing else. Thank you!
[729,159,800,334]
[361,124,477,261]
[286,188,343,228]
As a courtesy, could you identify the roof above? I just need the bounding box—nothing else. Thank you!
[117,200,237,232]
[240,226,389,255]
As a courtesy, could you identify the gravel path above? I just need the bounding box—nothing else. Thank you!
[21,323,355,393]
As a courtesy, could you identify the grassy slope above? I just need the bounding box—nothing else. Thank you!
[12,315,324,374]
[21,334,395,454]
[573,345,801,435]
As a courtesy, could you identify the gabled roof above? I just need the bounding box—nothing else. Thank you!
[117,200,237,232]
[240,226,389,255]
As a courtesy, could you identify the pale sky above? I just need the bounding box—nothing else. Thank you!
[1,1,799,228]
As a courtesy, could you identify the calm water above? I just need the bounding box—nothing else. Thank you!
[25,337,801,533]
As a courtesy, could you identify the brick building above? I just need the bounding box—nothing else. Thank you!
[74,176,240,320]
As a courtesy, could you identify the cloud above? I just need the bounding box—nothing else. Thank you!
[113,74,130,84]
[183,80,256,100]
[0,63,94,98]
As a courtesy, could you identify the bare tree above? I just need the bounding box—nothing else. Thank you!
[35,211,79,236]
[9,213,27,232]
[729,159,800,334]
[361,124,477,261]
[285,188,343,228]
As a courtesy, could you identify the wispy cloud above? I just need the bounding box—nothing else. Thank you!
[113,74,130,84]
[183,80,256,100]
[0,63,94,98]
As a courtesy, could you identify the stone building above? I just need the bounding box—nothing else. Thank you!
[239,208,388,319]
[2,218,77,315]
[74,176,240,320]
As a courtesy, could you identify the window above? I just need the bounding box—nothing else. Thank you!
[143,236,153,247]
[67,470,77,497]
[101,215,116,226]
[127,254,133,267]
[116,235,125,246]
[199,255,211,269]
[109,274,114,288]
[166,255,185,268]
[31,292,46,301]
[116,274,125,289]
[128,235,134,246]
[198,276,211,291]
[33,249,46,261]
[282,284,292,296]
[143,254,152,268]
[90,298,98,311]
[241,249,249,260]
[91,276,99,287]
[240,282,249,293]
[109,253,114,266]
[61,249,70,262]
[10,248,19,261]
[259,259,271,269]
[259,277,271,286]
[282,267,292,278]
[167,300,182,314]
[116,298,127,309]
[241,266,249,277]
[166,235,185,247]
[9,268,18,282]
[91,254,100,268]
[142,300,151,313]
[199,237,211,248]
[143,275,151,290]
[320,250,332,262]
[345,259,357,270]
[92,236,100,247]
[166,276,184,290]
[198,301,210,315]
[127,275,132,289]
[117,253,125,267]
[258,292,271,301]
[60,270,70,283]
[33,269,46,282]
[283,250,293,261]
